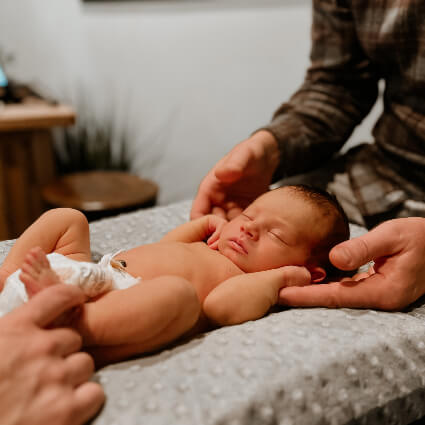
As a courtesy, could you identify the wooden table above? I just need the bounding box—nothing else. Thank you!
[0,101,75,240]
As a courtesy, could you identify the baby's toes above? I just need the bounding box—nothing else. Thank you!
[23,251,43,274]
[19,271,42,297]
[21,261,40,281]
[32,247,50,268]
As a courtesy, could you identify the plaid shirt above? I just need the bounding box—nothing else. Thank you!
[264,0,425,219]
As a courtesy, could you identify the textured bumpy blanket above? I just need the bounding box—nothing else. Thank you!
[1,200,425,425]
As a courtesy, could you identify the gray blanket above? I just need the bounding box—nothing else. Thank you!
[1,200,425,425]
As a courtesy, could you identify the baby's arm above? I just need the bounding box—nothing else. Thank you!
[161,215,227,246]
[203,267,311,326]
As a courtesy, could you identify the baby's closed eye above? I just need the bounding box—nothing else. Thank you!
[268,230,286,244]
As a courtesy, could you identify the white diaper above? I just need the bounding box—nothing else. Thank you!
[0,252,141,317]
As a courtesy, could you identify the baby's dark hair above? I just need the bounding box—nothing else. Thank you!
[286,184,350,277]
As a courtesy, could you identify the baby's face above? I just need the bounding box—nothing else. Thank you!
[217,188,326,273]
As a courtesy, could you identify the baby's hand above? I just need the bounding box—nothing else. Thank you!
[206,215,228,250]
[275,266,311,291]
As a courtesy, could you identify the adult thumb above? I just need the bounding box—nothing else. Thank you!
[329,221,402,271]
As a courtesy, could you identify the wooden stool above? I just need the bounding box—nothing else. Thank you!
[42,171,158,221]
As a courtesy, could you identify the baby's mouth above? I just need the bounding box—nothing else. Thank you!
[229,238,248,254]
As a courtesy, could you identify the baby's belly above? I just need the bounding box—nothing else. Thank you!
[113,242,240,301]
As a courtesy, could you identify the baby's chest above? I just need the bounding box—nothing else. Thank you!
[118,243,237,285]
[185,244,242,299]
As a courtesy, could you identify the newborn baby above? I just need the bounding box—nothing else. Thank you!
[0,185,349,366]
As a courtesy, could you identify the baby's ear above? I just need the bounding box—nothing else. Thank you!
[308,266,326,283]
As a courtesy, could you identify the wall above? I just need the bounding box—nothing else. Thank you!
[0,1,380,205]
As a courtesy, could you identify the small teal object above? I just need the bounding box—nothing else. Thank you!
[0,66,8,87]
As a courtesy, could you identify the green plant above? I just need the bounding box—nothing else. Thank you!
[55,114,131,174]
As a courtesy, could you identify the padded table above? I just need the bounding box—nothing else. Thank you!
[1,200,425,425]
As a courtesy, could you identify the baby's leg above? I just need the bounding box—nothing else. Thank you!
[74,276,201,366]
[0,208,91,287]
[19,247,62,296]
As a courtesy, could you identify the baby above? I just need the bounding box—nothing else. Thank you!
[0,185,349,366]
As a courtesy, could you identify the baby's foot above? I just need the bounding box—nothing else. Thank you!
[20,247,61,297]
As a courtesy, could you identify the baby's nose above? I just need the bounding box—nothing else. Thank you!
[241,223,259,240]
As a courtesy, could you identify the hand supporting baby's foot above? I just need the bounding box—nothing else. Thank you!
[20,247,62,297]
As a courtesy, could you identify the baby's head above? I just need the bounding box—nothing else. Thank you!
[217,185,349,281]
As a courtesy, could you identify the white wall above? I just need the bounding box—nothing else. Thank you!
[0,1,380,205]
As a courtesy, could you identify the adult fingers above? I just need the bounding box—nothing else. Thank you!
[72,382,105,425]
[279,274,396,309]
[41,328,83,357]
[212,206,227,219]
[227,207,243,220]
[64,352,95,387]
[340,270,373,282]
[190,191,212,219]
[214,146,251,183]
[329,221,403,271]
[15,285,85,328]
[50,306,83,329]
[351,271,373,281]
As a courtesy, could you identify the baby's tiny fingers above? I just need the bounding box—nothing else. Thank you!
[207,230,220,250]
[207,231,220,244]
[279,266,311,287]
[208,240,219,250]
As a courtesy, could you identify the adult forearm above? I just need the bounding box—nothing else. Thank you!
[265,79,378,175]
[261,0,379,177]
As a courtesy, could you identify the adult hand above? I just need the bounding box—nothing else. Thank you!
[191,130,281,220]
[279,217,425,310]
[0,284,105,425]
